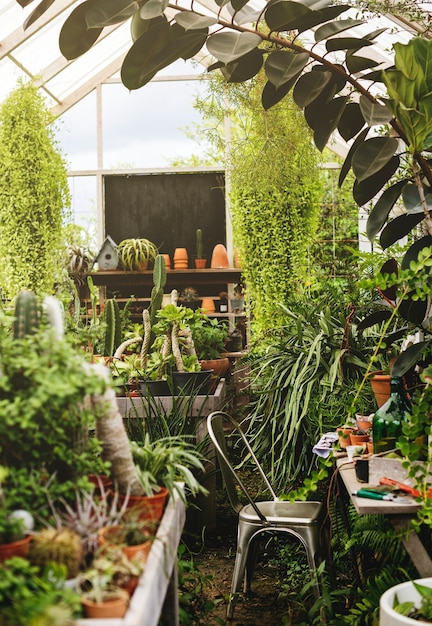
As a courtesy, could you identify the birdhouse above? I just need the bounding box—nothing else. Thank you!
[95,236,118,270]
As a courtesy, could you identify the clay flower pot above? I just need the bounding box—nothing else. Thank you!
[173,248,188,269]
[201,298,216,313]
[160,253,171,269]
[369,373,391,408]
[0,535,32,563]
[337,426,353,449]
[210,244,229,268]
[194,258,207,269]
[118,486,169,524]
[81,595,129,619]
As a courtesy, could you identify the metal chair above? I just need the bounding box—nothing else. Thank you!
[207,411,325,620]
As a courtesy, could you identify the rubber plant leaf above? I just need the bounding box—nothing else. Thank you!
[346,55,379,73]
[292,70,332,108]
[206,32,261,64]
[401,235,432,270]
[359,95,392,126]
[402,182,432,214]
[398,295,428,327]
[231,0,250,10]
[367,179,408,241]
[171,24,209,60]
[140,0,169,19]
[392,340,432,377]
[262,76,297,110]
[174,13,217,29]
[221,48,264,83]
[228,4,261,25]
[337,102,366,141]
[352,136,398,182]
[265,50,309,89]
[16,0,35,7]
[314,95,349,152]
[120,20,175,89]
[264,1,312,32]
[353,156,400,205]
[379,213,425,249]
[361,69,385,83]
[326,37,373,53]
[266,3,349,34]
[357,310,393,331]
[131,13,167,41]
[59,0,103,60]
[86,0,139,27]
[379,257,399,302]
[23,0,55,29]
[338,127,369,187]
[315,19,364,43]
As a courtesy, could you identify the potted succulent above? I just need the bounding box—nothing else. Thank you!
[98,508,152,562]
[78,545,143,618]
[0,468,34,563]
[190,310,230,382]
[194,228,206,269]
[117,237,158,271]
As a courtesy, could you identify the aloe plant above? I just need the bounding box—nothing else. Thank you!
[117,238,158,271]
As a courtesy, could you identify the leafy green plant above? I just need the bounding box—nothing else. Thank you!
[118,238,158,271]
[0,78,70,299]
[0,557,80,626]
[130,434,208,501]
[190,311,229,360]
[394,581,432,621]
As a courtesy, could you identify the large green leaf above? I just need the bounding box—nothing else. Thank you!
[265,1,312,32]
[315,19,364,43]
[398,295,428,327]
[59,0,103,60]
[140,0,169,20]
[265,50,309,89]
[131,12,167,41]
[206,31,261,64]
[357,310,393,331]
[86,0,139,27]
[379,213,425,249]
[174,13,217,30]
[23,0,55,29]
[358,95,392,126]
[292,70,332,108]
[338,127,369,187]
[262,76,297,110]
[221,48,264,82]
[366,179,407,241]
[120,20,175,89]
[346,55,379,74]
[379,258,399,301]
[337,102,365,141]
[326,37,373,53]
[392,340,432,377]
[314,96,349,152]
[353,155,399,205]
[401,235,432,270]
[351,136,398,182]
[402,183,432,214]
[231,0,250,10]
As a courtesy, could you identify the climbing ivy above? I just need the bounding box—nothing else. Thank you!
[0,79,71,298]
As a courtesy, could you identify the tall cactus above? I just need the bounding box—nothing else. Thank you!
[13,290,39,339]
[149,254,166,329]
[196,228,203,259]
[103,298,122,357]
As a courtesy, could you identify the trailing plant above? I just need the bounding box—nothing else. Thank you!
[0,78,70,298]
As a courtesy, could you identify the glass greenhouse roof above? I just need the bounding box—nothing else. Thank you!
[2,0,430,116]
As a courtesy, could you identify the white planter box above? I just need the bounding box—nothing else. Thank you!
[76,491,186,626]
[380,577,432,625]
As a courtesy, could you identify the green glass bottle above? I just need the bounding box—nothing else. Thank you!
[372,377,411,454]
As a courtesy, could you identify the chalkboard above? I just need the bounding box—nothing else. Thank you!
[104,171,226,263]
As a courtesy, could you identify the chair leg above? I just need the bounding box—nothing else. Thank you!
[244,536,260,593]
[227,523,259,619]
[295,524,323,599]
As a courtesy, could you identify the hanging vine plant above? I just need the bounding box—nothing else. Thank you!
[0,79,71,298]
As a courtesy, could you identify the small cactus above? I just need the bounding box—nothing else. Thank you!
[29,528,83,579]
[196,228,203,259]
[103,299,122,357]
[13,290,39,339]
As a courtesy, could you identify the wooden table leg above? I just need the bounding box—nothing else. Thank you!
[389,515,432,577]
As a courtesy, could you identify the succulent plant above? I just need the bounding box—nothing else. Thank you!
[118,238,158,271]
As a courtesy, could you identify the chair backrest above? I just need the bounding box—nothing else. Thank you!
[207,411,278,522]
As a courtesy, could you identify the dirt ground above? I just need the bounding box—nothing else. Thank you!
[183,490,312,626]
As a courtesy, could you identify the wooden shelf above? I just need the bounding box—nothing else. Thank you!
[88,268,242,288]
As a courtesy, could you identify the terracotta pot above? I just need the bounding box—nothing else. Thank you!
[99,526,151,563]
[200,357,230,379]
[210,244,229,268]
[88,474,113,495]
[173,248,188,269]
[118,487,169,526]
[356,415,372,432]
[81,595,129,619]
[337,427,353,449]
[350,433,370,445]
[366,441,374,454]
[160,254,171,269]
[194,258,206,269]
[201,297,216,313]
[0,535,32,563]
[369,373,391,408]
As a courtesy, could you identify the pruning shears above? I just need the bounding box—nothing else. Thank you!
[379,476,432,498]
